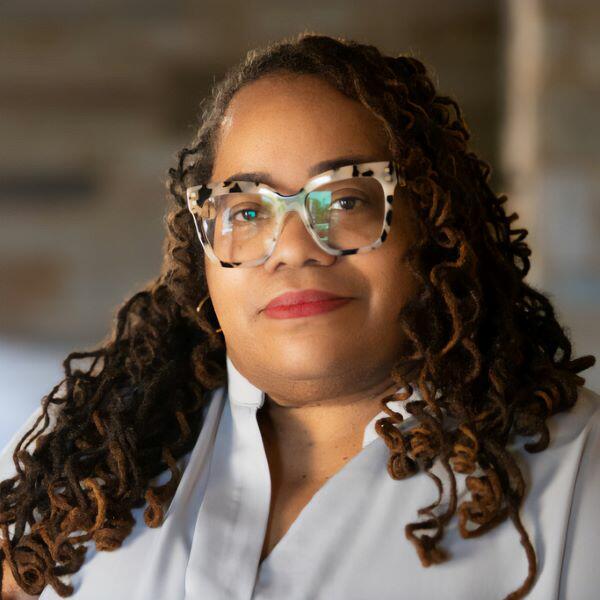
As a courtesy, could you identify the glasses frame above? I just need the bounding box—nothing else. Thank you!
[186,159,402,268]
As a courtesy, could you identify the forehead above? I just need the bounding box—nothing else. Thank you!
[211,74,390,191]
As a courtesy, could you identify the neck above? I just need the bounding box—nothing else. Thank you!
[256,376,400,486]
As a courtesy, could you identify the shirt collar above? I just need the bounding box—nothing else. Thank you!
[226,354,266,408]
[225,354,417,449]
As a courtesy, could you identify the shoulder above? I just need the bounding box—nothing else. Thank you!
[0,385,226,476]
[553,385,600,598]
[0,386,227,600]
[534,384,599,500]
[548,384,599,440]
[574,384,600,420]
[528,384,600,461]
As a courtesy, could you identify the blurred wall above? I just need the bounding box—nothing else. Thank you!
[0,0,503,346]
[502,0,599,390]
[0,0,597,446]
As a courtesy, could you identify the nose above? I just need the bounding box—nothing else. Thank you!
[262,210,337,271]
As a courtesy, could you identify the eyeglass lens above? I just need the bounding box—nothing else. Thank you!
[201,176,386,263]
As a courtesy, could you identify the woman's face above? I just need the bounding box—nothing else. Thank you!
[205,73,419,404]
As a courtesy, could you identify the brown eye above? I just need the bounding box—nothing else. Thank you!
[330,196,364,210]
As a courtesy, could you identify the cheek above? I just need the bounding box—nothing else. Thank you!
[367,237,417,318]
[374,260,415,315]
[205,265,251,328]
[387,201,418,293]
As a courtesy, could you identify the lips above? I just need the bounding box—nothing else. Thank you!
[265,289,346,310]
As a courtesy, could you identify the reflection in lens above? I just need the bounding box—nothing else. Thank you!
[201,177,386,263]
[307,177,385,250]
[206,193,278,263]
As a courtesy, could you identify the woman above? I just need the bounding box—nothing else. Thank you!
[0,32,597,600]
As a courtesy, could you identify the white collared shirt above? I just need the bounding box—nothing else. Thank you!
[1,355,598,599]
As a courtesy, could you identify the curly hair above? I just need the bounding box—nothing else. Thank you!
[0,32,595,600]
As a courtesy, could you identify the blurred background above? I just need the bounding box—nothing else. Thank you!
[1,0,598,447]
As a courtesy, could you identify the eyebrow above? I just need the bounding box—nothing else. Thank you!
[221,154,385,187]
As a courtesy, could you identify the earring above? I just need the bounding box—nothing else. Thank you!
[196,294,223,333]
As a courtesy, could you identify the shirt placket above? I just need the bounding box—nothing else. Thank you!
[184,387,271,600]
[225,402,272,599]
